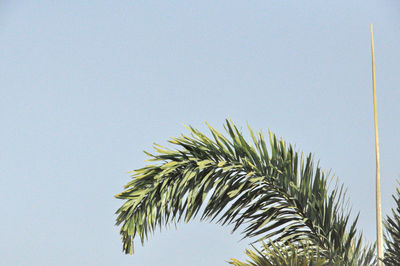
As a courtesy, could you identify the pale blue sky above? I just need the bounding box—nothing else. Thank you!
[1,1,399,265]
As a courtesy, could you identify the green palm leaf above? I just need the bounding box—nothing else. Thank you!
[229,241,329,266]
[115,120,374,264]
[383,181,400,265]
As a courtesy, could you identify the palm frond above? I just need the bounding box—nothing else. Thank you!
[229,241,330,266]
[383,181,400,265]
[115,120,374,264]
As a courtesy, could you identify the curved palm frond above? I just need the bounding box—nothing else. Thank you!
[383,181,400,265]
[115,120,374,264]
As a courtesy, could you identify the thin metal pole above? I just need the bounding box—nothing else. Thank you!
[370,23,383,264]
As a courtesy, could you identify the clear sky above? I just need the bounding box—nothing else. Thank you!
[1,1,399,265]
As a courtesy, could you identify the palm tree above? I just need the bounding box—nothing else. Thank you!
[115,120,375,265]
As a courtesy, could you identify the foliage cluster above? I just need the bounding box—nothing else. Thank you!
[115,121,399,265]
